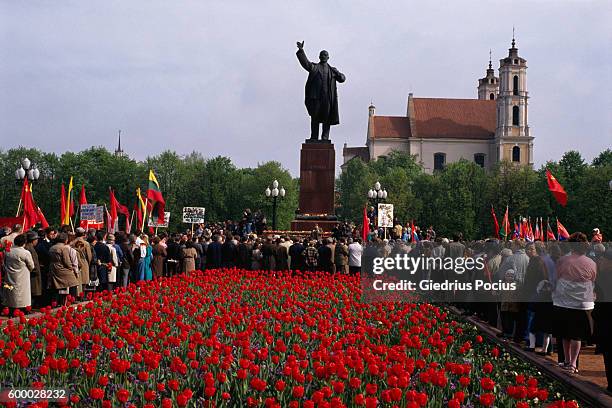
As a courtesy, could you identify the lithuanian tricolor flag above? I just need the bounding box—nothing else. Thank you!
[146,170,165,224]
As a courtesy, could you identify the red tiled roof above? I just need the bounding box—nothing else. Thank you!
[413,98,496,140]
[372,116,412,139]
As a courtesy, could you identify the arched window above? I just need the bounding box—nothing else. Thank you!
[512,106,520,126]
[513,75,519,95]
[490,78,494,84]
[514,59,519,64]
[433,153,446,171]
[474,153,485,168]
[489,93,495,100]
[512,146,521,162]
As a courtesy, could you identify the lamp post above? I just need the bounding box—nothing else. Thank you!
[265,180,285,231]
[367,181,387,227]
[15,157,40,185]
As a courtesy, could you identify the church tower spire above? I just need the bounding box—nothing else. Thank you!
[478,49,499,100]
[494,34,533,167]
[114,130,126,157]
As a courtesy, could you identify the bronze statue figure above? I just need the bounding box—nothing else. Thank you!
[296,41,346,141]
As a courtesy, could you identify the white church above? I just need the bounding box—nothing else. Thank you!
[343,37,534,173]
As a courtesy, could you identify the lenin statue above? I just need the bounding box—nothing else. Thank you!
[296,41,346,141]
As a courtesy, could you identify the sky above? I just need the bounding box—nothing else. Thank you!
[1,0,611,176]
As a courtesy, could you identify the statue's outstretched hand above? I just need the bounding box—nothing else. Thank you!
[297,41,304,50]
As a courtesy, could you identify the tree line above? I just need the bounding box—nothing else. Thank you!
[338,149,612,240]
[1,146,610,238]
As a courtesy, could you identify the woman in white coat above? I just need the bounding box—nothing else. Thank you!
[2,234,34,314]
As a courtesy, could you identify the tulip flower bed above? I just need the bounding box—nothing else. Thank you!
[0,270,582,408]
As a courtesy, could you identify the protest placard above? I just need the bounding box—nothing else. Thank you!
[182,207,205,224]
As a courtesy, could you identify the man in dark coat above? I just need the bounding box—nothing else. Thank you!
[289,239,306,271]
[296,41,346,141]
[206,235,222,269]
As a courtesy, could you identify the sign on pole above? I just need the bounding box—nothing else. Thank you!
[377,203,394,228]
[80,204,97,221]
[182,207,205,224]
[148,212,170,228]
[94,206,105,223]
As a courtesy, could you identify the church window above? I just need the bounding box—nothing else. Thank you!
[512,106,519,126]
[474,153,485,167]
[433,153,446,171]
[514,59,519,64]
[490,78,494,84]
[489,93,495,100]
[513,75,519,95]
[512,146,521,162]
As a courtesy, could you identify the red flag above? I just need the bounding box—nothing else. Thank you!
[534,218,541,241]
[109,189,129,231]
[79,185,87,205]
[499,206,510,240]
[361,206,370,242]
[557,219,570,240]
[60,183,67,225]
[490,205,500,239]
[546,170,568,207]
[36,207,49,229]
[20,179,38,231]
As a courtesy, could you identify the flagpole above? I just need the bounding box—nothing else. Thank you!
[142,198,149,231]
[129,210,135,231]
[15,198,22,217]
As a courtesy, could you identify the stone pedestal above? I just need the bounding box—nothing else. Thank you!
[291,141,338,232]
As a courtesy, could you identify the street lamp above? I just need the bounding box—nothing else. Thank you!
[15,157,40,185]
[367,181,387,227]
[265,179,285,230]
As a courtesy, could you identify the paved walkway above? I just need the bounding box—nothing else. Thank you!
[454,309,612,407]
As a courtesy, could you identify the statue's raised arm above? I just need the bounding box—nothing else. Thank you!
[296,41,314,73]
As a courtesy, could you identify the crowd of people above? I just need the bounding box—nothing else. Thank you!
[362,231,610,391]
[0,219,609,391]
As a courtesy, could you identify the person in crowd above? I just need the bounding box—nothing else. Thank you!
[553,232,597,374]
[591,228,603,243]
[348,238,363,275]
[206,235,222,269]
[192,237,203,270]
[334,238,349,274]
[317,238,333,273]
[275,238,289,271]
[72,228,93,296]
[119,234,134,287]
[152,236,167,279]
[24,231,42,307]
[166,234,181,276]
[310,224,322,241]
[500,269,520,339]
[498,239,530,343]
[251,240,263,270]
[93,232,111,291]
[262,237,276,271]
[106,234,120,291]
[289,238,306,271]
[304,240,319,272]
[594,247,612,391]
[522,242,550,352]
[181,240,196,273]
[35,227,57,304]
[237,236,252,270]
[2,234,34,314]
[138,235,153,281]
[221,233,238,268]
[49,232,80,305]
[0,224,23,247]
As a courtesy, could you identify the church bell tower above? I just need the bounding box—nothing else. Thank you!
[494,35,533,166]
[478,50,499,100]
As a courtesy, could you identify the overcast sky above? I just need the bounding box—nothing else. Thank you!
[1,0,611,176]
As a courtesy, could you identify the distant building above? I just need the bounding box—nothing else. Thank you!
[114,130,127,158]
[343,37,533,173]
